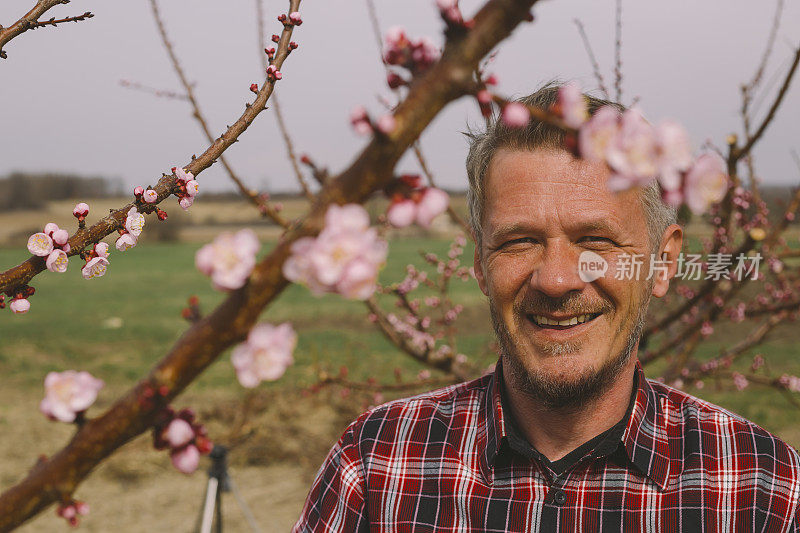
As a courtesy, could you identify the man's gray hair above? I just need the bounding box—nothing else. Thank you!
[466,82,676,254]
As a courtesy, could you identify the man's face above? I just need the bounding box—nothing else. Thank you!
[474,148,677,409]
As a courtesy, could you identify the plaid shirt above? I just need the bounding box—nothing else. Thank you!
[294,361,800,531]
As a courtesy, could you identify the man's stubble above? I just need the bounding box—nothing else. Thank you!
[490,281,652,412]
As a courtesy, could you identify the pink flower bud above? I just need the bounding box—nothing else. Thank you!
[95,242,109,258]
[10,298,30,314]
[350,106,372,135]
[59,504,77,519]
[164,418,195,448]
[46,249,69,273]
[44,222,59,235]
[271,34,280,43]
[277,13,287,22]
[415,187,450,227]
[250,83,259,93]
[179,196,194,210]
[73,202,89,217]
[289,41,299,50]
[51,228,69,246]
[171,444,200,474]
[501,102,531,128]
[477,89,492,105]
[134,186,144,196]
[75,502,89,516]
[265,47,275,56]
[289,12,302,25]
[387,199,417,228]
[387,72,405,89]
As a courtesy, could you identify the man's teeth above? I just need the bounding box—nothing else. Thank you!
[532,314,596,326]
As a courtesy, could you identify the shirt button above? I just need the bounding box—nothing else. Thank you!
[553,490,567,505]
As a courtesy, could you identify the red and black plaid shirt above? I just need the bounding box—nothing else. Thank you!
[294,361,800,531]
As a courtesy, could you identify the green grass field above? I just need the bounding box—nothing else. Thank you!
[1,236,799,530]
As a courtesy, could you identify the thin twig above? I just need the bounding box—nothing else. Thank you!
[150,0,289,227]
[256,0,315,201]
[0,0,83,60]
[26,12,93,30]
[119,79,189,101]
[735,43,800,162]
[573,18,609,99]
[613,0,623,102]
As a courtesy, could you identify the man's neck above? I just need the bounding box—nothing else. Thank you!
[502,358,637,462]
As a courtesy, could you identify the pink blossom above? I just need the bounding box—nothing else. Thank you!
[10,298,30,314]
[350,105,372,135]
[185,180,199,197]
[732,372,749,391]
[605,108,658,187]
[171,444,200,474]
[288,11,302,25]
[73,202,89,217]
[578,105,621,163]
[163,418,195,448]
[115,233,138,251]
[143,189,158,203]
[27,232,54,257]
[95,242,109,258]
[44,222,59,235]
[415,187,450,227]
[125,207,145,237]
[134,185,145,196]
[174,167,194,183]
[231,322,297,387]
[51,228,69,246]
[684,152,728,215]
[81,256,109,279]
[387,199,417,228]
[558,81,588,128]
[282,204,388,300]
[654,120,693,191]
[39,370,104,423]
[179,195,194,210]
[376,114,396,135]
[501,102,530,128]
[46,249,69,273]
[700,321,713,337]
[195,229,260,291]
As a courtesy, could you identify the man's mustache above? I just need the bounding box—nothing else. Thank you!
[514,292,614,317]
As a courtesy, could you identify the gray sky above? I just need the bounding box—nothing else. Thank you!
[1,0,799,194]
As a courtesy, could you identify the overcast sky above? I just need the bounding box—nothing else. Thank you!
[1,0,798,194]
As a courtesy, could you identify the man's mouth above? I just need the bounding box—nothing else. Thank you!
[526,312,602,329]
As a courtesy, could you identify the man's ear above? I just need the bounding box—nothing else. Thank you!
[473,241,488,296]
[651,223,683,298]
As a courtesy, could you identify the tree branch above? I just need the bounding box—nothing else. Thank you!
[0,0,86,60]
[150,0,289,227]
[0,0,540,527]
[0,0,303,295]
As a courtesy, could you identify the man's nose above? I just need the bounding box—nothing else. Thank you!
[528,240,587,298]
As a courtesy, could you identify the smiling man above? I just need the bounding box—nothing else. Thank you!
[294,85,800,532]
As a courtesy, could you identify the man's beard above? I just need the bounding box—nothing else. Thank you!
[491,285,650,412]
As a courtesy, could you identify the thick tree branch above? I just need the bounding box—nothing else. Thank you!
[0,0,539,528]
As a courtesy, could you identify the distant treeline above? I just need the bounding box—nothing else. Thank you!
[0,172,123,210]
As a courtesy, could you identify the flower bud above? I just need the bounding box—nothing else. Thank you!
[271,34,280,43]
[250,83,259,93]
[73,202,89,218]
[133,186,144,197]
[10,298,30,314]
[289,12,302,25]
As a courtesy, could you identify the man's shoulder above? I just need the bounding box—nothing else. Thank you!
[646,377,800,474]
[343,373,492,447]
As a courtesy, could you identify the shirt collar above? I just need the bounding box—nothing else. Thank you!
[480,359,671,490]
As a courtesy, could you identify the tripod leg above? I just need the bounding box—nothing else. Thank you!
[199,477,219,533]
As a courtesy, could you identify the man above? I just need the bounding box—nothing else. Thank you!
[294,85,800,531]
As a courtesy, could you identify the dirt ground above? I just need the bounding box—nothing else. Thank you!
[1,386,367,533]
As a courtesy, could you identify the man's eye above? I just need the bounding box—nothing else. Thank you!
[580,236,614,245]
[504,237,537,246]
